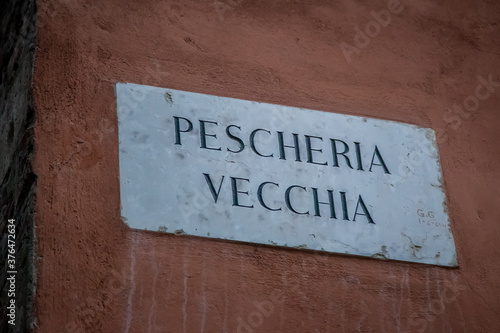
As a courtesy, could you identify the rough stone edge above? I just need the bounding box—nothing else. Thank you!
[0,0,37,331]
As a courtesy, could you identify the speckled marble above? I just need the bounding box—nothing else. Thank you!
[117,83,457,266]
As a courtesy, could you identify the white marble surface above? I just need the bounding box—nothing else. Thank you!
[116,82,457,266]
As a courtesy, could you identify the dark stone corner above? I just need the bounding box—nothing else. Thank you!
[1,0,37,331]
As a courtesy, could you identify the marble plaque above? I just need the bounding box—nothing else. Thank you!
[116,82,457,266]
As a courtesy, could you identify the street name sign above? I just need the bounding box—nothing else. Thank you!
[116,83,457,266]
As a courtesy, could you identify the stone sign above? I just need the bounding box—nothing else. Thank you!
[116,83,457,266]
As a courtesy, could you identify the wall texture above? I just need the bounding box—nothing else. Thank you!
[33,0,500,332]
[0,0,37,332]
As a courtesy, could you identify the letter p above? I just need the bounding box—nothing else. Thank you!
[173,116,193,145]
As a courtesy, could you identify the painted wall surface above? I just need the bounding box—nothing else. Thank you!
[32,0,500,332]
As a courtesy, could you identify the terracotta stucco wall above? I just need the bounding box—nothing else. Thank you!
[33,0,500,332]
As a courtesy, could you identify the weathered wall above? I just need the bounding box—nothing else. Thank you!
[33,0,500,332]
[0,0,37,332]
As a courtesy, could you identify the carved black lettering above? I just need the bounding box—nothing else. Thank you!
[339,191,349,220]
[173,116,193,145]
[199,120,221,151]
[277,132,301,162]
[369,145,391,174]
[330,139,353,169]
[250,129,273,157]
[354,142,363,171]
[285,185,309,215]
[305,135,327,166]
[353,195,375,223]
[226,125,245,153]
[257,182,281,211]
[203,173,225,203]
[312,188,336,218]
[230,177,254,208]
